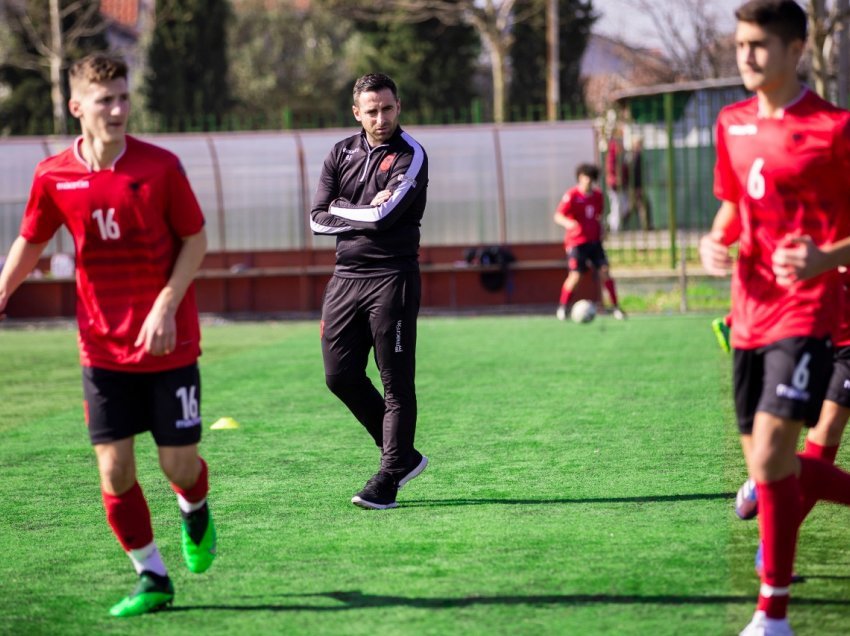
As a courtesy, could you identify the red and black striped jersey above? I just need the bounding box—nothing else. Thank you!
[20,135,205,371]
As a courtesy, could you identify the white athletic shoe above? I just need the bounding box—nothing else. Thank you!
[736,477,758,520]
[556,306,567,321]
[739,611,794,636]
[612,307,626,320]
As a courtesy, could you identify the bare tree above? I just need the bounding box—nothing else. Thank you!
[621,0,735,80]
[807,0,850,103]
[1,0,105,134]
[323,0,540,123]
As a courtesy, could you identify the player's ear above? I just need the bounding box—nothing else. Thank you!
[788,38,805,63]
[68,97,82,119]
[352,104,361,123]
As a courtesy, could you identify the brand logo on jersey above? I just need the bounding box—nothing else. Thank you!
[380,153,397,172]
[844,378,850,391]
[56,180,90,191]
[394,320,403,353]
[776,383,810,402]
[791,133,805,145]
[729,124,758,136]
[342,148,360,162]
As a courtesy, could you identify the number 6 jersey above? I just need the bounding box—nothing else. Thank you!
[20,135,206,371]
[714,88,850,349]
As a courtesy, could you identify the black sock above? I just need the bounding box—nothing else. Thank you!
[182,502,209,544]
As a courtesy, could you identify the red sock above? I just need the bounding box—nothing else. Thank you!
[756,475,801,619]
[170,457,209,503]
[801,439,839,463]
[604,279,619,307]
[559,286,573,307]
[798,454,850,507]
[798,441,840,520]
[102,481,154,551]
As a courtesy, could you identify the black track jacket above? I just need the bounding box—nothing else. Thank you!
[310,126,428,276]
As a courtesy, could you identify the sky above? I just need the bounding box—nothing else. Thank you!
[593,0,743,50]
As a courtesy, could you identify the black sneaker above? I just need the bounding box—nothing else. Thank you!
[398,451,428,489]
[352,472,398,510]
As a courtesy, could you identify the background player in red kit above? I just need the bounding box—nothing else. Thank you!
[0,54,215,616]
[699,2,850,633]
[554,163,625,321]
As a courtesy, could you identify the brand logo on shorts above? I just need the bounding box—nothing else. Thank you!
[395,320,403,353]
[176,416,202,429]
[776,383,810,402]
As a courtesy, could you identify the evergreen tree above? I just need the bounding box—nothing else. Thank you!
[510,0,596,119]
[228,1,356,128]
[349,16,481,123]
[145,0,231,130]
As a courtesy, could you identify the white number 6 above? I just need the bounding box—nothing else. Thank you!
[747,158,766,200]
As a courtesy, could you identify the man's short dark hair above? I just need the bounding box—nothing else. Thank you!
[735,0,807,44]
[353,73,398,104]
[576,163,599,182]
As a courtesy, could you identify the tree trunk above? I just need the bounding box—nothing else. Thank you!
[837,0,850,107]
[546,0,559,121]
[489,40,508,123]
[49,0,66,135]
[809,0,829,98]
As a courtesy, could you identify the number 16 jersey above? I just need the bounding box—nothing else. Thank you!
[20,135,206,371]
[714,88,850,349]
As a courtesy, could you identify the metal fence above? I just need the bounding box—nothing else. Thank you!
[603,79,749,267]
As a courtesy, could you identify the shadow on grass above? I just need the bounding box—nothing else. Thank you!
[169,590,850,613]
[399,492,735,507]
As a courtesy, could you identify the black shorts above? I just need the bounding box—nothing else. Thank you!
[83,363,202,446]
[321,271,420,378]
[567,241,608,273]
[733,337,833,435]
[825,345,850,408]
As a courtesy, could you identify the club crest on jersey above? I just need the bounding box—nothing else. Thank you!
[380,153,397,172]
[56,180,90,191]
[729,124,758,136]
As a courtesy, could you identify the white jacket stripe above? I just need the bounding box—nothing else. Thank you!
[330,131,425,223]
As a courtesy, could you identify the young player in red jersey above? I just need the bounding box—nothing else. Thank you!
[554,163,625,320]
[699,2,850,634]
[0,54,215,617]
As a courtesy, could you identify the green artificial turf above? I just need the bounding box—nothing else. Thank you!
[0,315,847,635]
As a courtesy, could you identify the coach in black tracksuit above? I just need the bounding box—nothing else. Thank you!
[310,73,429,510]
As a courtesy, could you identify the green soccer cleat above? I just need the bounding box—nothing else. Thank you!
[109,571,174,617]
[181,504,217,574]
[711,317,731,354]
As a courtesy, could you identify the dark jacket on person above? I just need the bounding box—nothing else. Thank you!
[310,126,428,276]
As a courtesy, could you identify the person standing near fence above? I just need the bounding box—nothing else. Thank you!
[604,127,629,233]
[623,136,653,231]
[699,2,850,634]
[0,53,216,616]
[310,73,429,510]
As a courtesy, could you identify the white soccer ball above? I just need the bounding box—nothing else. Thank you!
[570,299,597,324]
